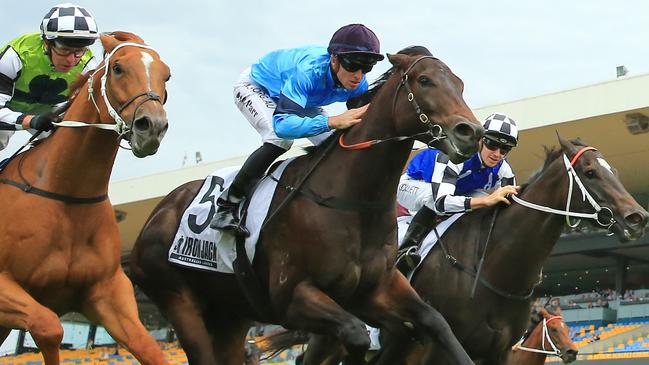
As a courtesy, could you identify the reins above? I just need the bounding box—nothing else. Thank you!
[428,146,612,301]
[432,207,538,301]
[0,41,161,204]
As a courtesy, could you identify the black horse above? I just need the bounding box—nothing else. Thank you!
[259,136,648,365]
[130,47,484,365]
[373,136,648,364]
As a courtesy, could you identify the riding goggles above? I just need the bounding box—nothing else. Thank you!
[337,54,376,74]
[483,137,512,154]
[51,45,87,58]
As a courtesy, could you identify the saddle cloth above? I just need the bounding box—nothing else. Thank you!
[167,158,294,273]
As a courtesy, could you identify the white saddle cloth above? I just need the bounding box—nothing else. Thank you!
[167,158,293,273]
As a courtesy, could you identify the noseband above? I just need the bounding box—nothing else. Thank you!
[394,55,445,145]
[513,315,565,357]
[511,146,616,230]
[338,56,446,150]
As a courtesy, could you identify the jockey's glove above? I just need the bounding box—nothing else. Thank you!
[29,113,61,132]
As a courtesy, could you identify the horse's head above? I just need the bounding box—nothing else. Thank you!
[99,32,170,157]
[539,307,578,363]
[387,52,483,163]
[558,135,649,241]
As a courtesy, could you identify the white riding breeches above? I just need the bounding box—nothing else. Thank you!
[233,67,330,150]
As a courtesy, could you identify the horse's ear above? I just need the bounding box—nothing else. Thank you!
[387,53,411,69]
[540,307,550,317]
[554,306,562,315]
[556,131,579,157]
[100,33,120,54]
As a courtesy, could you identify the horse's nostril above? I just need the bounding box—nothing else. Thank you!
[626,212,648,227]
[133,117,151,132]
[454,121,482,140]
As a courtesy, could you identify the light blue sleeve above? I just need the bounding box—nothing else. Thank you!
[272,71,330,139]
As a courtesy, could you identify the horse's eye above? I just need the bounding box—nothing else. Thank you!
[417,75,433,86]
[112,63,123,75]
[585,170,596,178]
[165,74,171,82]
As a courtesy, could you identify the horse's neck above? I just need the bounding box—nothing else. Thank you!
[26,86,119,197]
[312,85,413,201]
[488,159,570,286]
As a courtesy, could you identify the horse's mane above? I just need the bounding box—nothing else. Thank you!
[523,138,587,188]
[303,46,434,156]
[108,31,145,44]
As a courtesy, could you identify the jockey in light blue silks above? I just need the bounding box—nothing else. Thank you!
[395,113,521,274]
[210,24,385,235]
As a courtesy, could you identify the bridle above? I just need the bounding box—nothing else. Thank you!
[0,42,164,204]
[338,56,446,150]
[511,146,616,231]
[53,42,163,139]
[513,315,565,357]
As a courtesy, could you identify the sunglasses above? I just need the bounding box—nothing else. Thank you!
[51,46,87,58]
[337,55,375,74]
[483,137,512,154]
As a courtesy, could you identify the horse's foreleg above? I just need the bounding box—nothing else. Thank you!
[0,274,62,365]
[302,334,347,365]
[140,284,219,365]
[281,281,370,365]
[81,269,168,365]
[361,271,473,365]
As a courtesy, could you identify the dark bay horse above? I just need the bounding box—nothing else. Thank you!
[505,307,577,364]
[371,136,648,365]
[130,49,485,365]
[0,32,170,365]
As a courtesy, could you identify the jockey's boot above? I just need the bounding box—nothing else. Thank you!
[210,143,286,236]
[395,206,437,275]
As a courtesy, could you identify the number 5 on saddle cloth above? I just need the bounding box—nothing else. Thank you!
[168,159,293,274]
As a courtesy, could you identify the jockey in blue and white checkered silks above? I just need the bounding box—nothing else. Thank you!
[210,24,385,236]
[0,3,99,150]
[395,113,521,274]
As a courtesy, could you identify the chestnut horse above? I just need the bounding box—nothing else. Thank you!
[506,307,578,364]
[130,48,485,365]
[369,136,648,365]
[0,32,170,365]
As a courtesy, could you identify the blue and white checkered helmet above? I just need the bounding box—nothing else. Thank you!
[40,3,98,47]
[483,112,518,147]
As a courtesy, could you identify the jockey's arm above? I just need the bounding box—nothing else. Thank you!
[272,70,366,139]
[0,46,97,131]
[431,156,519,213]
[471,160,519,208]
[0,47,25,128]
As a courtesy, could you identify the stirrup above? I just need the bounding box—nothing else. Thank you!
[210,200,250,237]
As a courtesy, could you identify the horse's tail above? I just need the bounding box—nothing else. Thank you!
[255,329,309,354]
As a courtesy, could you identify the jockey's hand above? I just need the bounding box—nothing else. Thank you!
[472,185,519,208]
[328,104,369,130]
[26,113,61,132]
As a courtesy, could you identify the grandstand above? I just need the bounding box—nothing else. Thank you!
[2,63,649,365]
